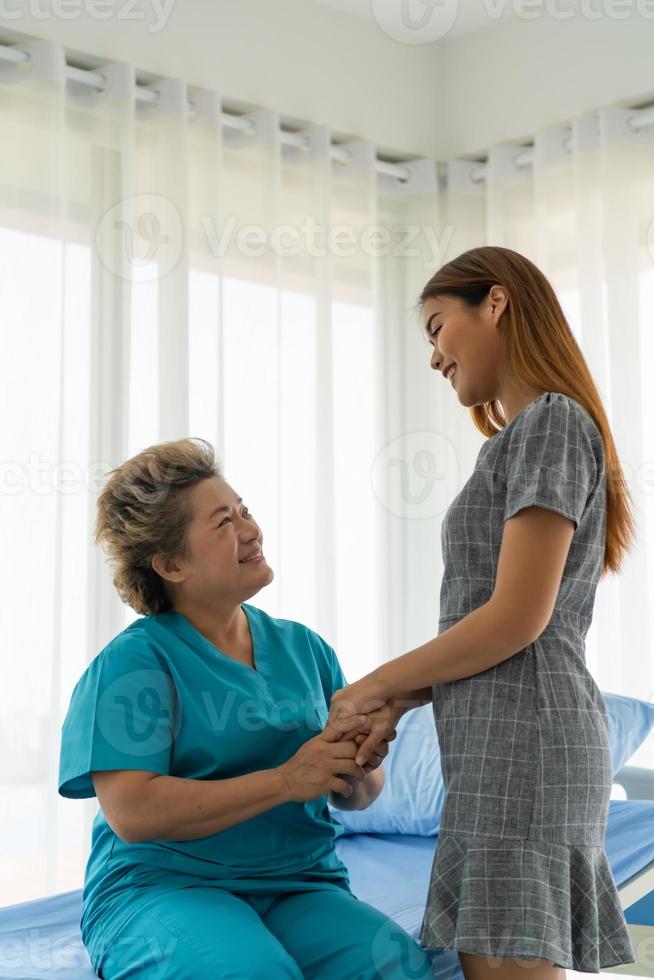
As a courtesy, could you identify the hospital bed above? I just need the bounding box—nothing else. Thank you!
[2,684,654,980]
[0,777,653,979]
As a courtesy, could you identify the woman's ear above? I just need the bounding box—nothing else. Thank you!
[151,553,185,583]
[488,283,509,322]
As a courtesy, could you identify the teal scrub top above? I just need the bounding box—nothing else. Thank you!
[58,603,353,944]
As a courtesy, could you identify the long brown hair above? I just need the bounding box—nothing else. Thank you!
[418,245,635,576]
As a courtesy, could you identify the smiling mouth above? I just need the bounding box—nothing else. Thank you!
[239,550,263,563]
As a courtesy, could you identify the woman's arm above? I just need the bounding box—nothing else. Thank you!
[330,506,575,730]
[376,507,576,699]
[92,767,292,844]
[327,600,534,765]
[373,600,532,701]
[92,729,368,844]
[388,690,433,712]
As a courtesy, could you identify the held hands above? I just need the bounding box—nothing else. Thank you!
[323,674,388,740]
[321,671,404,768]
[275,669,404,804]
[350,730,390,773]
[275,716,394,805]
[346,701,403,767]
[276,732,368,804]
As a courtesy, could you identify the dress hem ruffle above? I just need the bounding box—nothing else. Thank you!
[418,831,636,974]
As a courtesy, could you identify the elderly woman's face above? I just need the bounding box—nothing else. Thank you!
[178,476,274,600]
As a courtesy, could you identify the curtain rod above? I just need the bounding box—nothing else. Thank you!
[1,42,653,187]
[0,42,415,183]
[468,105,654,184]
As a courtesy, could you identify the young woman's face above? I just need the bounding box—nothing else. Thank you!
[168,476,274,603]
[421,290,507,407]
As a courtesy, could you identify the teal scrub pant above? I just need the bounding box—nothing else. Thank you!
[93,883,436,978]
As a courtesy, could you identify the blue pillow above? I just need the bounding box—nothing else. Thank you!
[328,703,444,836]
[602,691,654,775]
[328,691,654,836]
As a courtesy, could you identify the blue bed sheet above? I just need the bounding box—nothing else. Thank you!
[1,799,653,979]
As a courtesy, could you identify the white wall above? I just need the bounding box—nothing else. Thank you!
[438,7,654,159]
[0,0,652,162]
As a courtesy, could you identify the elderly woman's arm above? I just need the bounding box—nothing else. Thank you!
[93,767,293,844]
[328,765,385,812]
[92,729,367,844]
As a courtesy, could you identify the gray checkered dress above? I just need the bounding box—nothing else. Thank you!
[419,391,636,973]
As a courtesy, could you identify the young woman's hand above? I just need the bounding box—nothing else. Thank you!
[335,704,400,770]
[349,701,404,767]
[352,732,391,773]
[322,673,387,740]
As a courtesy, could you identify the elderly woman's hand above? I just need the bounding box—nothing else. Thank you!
[277,732,367,804]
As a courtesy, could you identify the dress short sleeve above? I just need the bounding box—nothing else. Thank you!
[58,636,178,799]
[503,393,599,529]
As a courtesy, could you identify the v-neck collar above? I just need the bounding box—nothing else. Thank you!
[163,603,267,681]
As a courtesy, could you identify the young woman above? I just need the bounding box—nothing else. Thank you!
[57,440,434,979]
[324,246,638,979]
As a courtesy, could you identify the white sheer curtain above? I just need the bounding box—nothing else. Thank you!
[0,41,440,903]
[1,39,652,906]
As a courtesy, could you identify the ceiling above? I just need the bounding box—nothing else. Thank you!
[309,0,518,41]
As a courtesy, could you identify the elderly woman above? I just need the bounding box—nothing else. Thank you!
[58,438,433,979]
